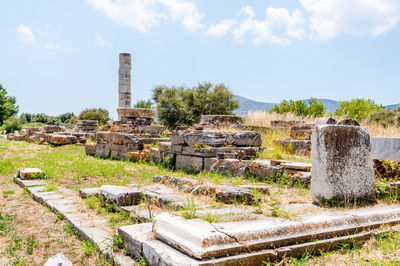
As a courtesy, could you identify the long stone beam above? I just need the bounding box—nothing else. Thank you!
[371,137,400,161]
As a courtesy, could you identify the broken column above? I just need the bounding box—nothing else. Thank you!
[311,125,376,205]
[118,53,132,118]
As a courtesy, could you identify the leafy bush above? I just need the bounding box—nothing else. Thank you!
[271,98,326,117]
[367,106,400,127]
[334,99,383,121]
[134,99,153,109]
[78,108,110,125]
[2,116,22,133]
[0,84,19,125]
[153,82,239,129]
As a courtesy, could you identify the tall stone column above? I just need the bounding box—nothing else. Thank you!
[118,53,132,111]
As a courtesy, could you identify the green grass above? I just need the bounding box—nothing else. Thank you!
[0,211,16,236]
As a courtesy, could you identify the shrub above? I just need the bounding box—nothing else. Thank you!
[335,99,383,121]
[271,98,326,117]
[0,84,19,125]
[153,82,239,129]
[78,108,110,125]
[134,100,153,109]
[2,116,22,133]
[367,109,397,127]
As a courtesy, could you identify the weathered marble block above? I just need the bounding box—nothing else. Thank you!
[370,137,400,161]
[311,125,376,205]
[17,168,45,180]
[290,124,314,140]
[175,155,203,172]
[100,185,142,206]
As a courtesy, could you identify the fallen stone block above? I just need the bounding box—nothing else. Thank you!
[100,185,142,206]
[337,119,360,126]
[206,184,258,204]
[315,117,337,125]
[175,155,204,172]
[271,120,304,128]
[118,223,153,258]
[311,125,376,205]
[17,168,45,180]
[371,137,400,161]
[43,125,66,133]
[274,139,311,155]
[127,149,151,162]
[200,115,243,126]
[79,187,101,199]
[85,143,96,156]
[181,146,258,159]
[45,253,72,266]
[281,162,312,172]
[226,131,262,147]
[204,158,247,177]
[290,124,314,140]
[141,185,186,210]
[196,207,264,222]
[183,131,228,147]
[153,206,400,260]
[48,134,78,145]
[150,148,162,163]
[247,160,283,178]
[158,142,172,152]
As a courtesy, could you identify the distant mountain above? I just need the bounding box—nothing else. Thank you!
[386,104,399,110]
[235,95,399,115]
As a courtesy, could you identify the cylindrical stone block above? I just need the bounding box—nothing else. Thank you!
[118,53,132,108]
[311,125,376,206]
[119,53,131,69]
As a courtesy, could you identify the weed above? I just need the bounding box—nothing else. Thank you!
[0,211,16,236]
[40,181,58,192]
[113,235,124,251]
[202,213,222,223]
[25,235,38,255]
[63,222,80,238]
[180,198,197,219]
[81,240,98,257]
[3,189,15,198]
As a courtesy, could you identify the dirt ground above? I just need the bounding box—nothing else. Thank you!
[0,176,110,265]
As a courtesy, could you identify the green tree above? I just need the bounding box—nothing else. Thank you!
[335,99,383,121]
[134,100,153,109]
[271,98,326,117]
[0,84,19,125]
[153,82,239,129]
[78,108,110,125]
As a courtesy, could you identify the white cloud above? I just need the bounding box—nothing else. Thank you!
[208,6,305,46]
[17,24,35,44]
[86,0,204,32]
[206,19,235,37]
[45,42,61,50]
[300,0,400,40]
[95,36,111,47]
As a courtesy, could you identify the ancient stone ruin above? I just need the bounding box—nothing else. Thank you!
[85,53,167,161]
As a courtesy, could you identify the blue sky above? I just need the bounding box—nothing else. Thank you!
[1,0,400,119]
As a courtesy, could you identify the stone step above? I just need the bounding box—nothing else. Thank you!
[14,177,135,265]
